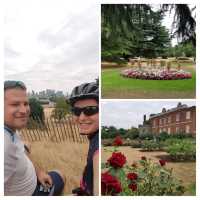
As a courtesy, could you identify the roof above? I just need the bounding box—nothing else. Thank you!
[149,104,195,119]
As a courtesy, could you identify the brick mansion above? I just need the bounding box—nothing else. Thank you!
[139,102,196,136]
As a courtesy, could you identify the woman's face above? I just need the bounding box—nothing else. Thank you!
[73,99,99,135]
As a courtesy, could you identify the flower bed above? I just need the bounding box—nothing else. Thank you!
[166,139,196,161]
[121,68,192,80]
[101,137,185,196]
[141,140,163,151]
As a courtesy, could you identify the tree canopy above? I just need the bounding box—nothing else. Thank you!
[101,4,196,62]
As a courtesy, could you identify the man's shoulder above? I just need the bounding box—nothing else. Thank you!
[4,129,13,146]
[4,129,18,158]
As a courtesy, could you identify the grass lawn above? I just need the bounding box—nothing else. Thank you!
[102,62,196,99]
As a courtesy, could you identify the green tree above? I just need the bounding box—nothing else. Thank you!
[29,98,45,124]
[168,41,195,58]
[102,126,119,138]
[101,4,170,61]
[125,127,139,139]
[162,4,196,46]
[51,97,70,121]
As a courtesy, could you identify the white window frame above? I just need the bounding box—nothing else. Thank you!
[176,113,180,122]
[186,111,191,120]
[186,125,190,133]
[168,116,171,123]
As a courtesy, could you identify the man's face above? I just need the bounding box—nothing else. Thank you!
[4,88,30,131]
[73,99,99,135]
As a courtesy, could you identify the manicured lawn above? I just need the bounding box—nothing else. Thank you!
[102,63,196,98]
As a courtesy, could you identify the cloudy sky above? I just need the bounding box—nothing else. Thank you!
[101,101,196,128]
[4,0,99,93]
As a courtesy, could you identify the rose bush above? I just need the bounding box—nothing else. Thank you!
[101,172,122,195]
[102,138,185,196]
[166,139,196,161]
[141,140,163,151]
[113,135,123,146]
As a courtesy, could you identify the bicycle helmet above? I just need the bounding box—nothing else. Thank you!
[69,80,99,106]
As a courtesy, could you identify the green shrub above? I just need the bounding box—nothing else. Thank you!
[139,132,154,140]
[141,140,163,151]
[125,129,139,139]
[102,150,185,195]
[171,132,193,139]
[156,132,170,141]
[166,140,196,161]
[51,97,70,121]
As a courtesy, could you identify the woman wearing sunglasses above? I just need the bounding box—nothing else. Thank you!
[69,80,99,196]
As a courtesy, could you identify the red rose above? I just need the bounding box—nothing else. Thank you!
[101,172,122,195]
[113,135,123,146]
[127,172,138,180]
[107,152,126,168]
[141,156,146,161]
[159,159,166,166]
[128,183,137,191]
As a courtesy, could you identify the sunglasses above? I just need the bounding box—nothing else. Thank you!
[71,106,99,116]
[4,80,26,90]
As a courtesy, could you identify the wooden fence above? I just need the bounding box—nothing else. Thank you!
[21,115,88,143]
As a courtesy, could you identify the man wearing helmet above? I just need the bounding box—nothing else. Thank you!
[69,80,99,196]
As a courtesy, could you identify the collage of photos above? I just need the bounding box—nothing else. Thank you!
[2,0,197,198]
[101,3,196,197]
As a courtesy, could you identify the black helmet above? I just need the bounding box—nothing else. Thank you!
[69,81,99,106]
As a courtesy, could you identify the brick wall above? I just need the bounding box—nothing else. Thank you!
[149,106,196,136]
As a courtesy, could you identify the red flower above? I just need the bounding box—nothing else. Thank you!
[127,172,138,180]
[128,183,137,191]
[141,156,147,161]
[107,152,126,168]
[101,172,122,195]
[159,159,166,166]
[113,135,123,146]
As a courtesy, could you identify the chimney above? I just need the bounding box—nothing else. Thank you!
[144,115,146,123]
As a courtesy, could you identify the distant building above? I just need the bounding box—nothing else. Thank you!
[56,91,64,97]
[138,115,151,135]
[46,89,55,97]
[139,103,196,136]
[39,91,46,98]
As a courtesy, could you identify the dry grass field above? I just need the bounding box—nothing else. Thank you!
[27,140,88,195]
[22,107,89,195]
[102,146,196,195]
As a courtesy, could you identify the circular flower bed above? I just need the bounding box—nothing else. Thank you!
[121,68,192,80]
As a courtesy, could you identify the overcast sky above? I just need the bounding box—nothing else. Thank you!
[101,101,196,129]
[5,1,191,93]
[4,0,99,93]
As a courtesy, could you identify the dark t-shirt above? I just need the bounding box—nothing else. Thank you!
[82,130,99,195]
